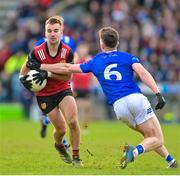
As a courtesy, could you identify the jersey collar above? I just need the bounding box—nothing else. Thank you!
[104,49,117,53]
[45,42,62,58]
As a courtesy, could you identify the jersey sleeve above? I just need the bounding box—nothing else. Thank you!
[28,50,39,62]
[67,49,74,63]
[131,56,140,65]
[80,59,93,73]
[62,35,77,53]
[36,38,46,46]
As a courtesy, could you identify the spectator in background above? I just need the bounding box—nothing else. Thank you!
[3,49,34,117]
[2,0,179,82]
[72,42,93,131]
[4,50,26,76]
[4,49,26,101]
[0,41,11,71]
[1,0,180,119]
[0,71,11,102]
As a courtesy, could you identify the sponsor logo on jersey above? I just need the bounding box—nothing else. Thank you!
[147,107,152,114]
[132,57,139,62]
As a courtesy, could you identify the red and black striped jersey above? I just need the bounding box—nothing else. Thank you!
[29,42,73,96]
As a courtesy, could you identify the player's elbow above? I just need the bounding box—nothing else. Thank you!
[19,63,30,76]
[133,63,151,80]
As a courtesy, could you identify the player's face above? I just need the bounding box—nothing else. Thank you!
[45,23,62,45]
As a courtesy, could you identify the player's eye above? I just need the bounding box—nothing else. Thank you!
[54,29,59,33]
[47,29,52,33]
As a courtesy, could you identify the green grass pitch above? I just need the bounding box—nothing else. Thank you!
[0,120,179,175]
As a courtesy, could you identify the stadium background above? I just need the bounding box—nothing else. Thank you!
[0,0,180,175]
[0,0,179,122]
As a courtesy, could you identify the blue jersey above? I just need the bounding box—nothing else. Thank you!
[36,35,76,53]
[80,51,141,104]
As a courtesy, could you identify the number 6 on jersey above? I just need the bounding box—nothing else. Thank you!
[104,64,122,80]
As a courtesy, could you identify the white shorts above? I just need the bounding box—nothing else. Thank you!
[113,93,155,127]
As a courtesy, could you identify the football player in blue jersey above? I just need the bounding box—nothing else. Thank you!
[33,26,179,169]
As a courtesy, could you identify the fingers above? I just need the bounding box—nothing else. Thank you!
[32,75,43,85]
[160,102,165,109]
[39,81,43,86]
[32,73,39,77]
[155,102,165,110]
[24,75,30,79]
[20,75,33,90]
[33,76,41,82]
[32,75,40,81]
[24,81,32,89]
[23,79,32,85]
[34,79,42,85]
[155,104,160,110]
[32,72,47,82]
[27,84,32,89]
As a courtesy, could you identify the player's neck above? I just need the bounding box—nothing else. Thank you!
[102,45,117,52]
[103,48,117,53]
[47,42,59,50]
[47,42,60,57]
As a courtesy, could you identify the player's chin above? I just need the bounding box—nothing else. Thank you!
[49,40,59,45]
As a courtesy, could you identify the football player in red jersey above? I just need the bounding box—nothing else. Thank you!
[19,16,83,167]
[72,42,94,132]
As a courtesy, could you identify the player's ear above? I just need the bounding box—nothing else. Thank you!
[117,41,119,47]
[101,41,105,51]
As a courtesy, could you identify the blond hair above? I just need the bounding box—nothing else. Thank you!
[45,16,64,26]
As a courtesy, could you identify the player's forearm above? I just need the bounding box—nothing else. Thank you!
[139,70,160,94]
[40,63,82,74]
[69,64,82,73]
[19,61,30,76]
[40,63,70,74]
[133,63,160,94]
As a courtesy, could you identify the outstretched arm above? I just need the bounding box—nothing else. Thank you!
[40,63,82,74]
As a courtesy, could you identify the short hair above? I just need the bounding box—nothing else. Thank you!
[45,16,64,26]
[98,27,119,48]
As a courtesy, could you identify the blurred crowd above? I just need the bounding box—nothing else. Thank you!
[0,0,180,117]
